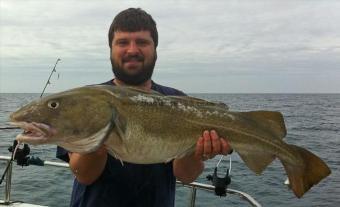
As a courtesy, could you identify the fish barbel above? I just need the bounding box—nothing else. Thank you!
[9,85,330,198]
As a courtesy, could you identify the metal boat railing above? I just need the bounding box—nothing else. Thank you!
[0,155,261,207]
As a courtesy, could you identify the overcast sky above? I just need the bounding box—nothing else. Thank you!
[1,0,339,93]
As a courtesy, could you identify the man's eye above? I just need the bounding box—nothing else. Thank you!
[136,40,148,46]
[116,41,128,46]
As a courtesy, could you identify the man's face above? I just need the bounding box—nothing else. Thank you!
[110,30,157,85]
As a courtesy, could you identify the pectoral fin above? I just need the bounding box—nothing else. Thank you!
[106,111,130,156]
[113,112,127,137]
[60,112,116,154]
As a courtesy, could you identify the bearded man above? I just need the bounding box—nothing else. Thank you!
[57,8,232,207]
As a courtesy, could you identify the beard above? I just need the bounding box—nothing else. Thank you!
[110,52,157,86]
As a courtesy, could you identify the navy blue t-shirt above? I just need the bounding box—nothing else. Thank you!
[56,80,185,207]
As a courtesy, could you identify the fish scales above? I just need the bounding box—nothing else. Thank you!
[113,94,206,163]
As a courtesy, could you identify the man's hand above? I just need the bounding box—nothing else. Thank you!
[195,130,232,161]
[68,146,108,185]
[173,130,232,183]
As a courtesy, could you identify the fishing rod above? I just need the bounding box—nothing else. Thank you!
[40,58,61,97]
[0,127,19,130]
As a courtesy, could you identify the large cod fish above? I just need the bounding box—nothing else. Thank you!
[9,85,330,198]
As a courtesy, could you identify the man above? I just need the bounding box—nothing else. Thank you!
[57,8,232,207]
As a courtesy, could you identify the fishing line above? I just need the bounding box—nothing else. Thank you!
[216,154,232,175]
[12,141,22,160]
[0,161,12,185]
[216,155,224,167]
[0,141,21,185]
[229,155,232,174]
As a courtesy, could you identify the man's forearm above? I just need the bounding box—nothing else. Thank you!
[69,146,108,185]
[173,153,204,184]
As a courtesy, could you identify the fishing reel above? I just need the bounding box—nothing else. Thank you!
[1,140,44,186]
[8,140,30,167]
[207,167,231,196]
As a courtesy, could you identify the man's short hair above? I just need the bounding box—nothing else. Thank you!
[108,8,158,49]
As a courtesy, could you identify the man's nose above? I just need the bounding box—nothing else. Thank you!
[127,42,140,55]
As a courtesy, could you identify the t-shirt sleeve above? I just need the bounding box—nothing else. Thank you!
[172,89,186,96]
[56,146,70,163]
[151,82,187,96]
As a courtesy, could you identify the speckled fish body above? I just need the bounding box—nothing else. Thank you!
[10,85,330,198]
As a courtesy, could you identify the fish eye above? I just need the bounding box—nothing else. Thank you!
[48,101,59,109]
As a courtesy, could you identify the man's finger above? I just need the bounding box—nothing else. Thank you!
[220,138,231,155]
[203,130,212,156]
[195,136,204,158]
[211,130,221,155]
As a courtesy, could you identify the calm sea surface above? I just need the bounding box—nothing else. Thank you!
[0,93,339,207]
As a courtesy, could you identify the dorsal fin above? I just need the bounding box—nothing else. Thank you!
[92,85,163,98]
[240,111,287,139]
[168,96,229,110]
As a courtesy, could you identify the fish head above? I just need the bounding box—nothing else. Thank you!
[10,86,114,147]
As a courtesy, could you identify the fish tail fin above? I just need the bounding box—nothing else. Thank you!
[281,144,331,198]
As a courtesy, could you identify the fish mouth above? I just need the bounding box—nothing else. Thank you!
[9,122,57,144]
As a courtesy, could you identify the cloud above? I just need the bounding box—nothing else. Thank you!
[1,0,340,93]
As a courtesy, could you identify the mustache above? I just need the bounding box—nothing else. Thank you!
[122,54,144,62]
